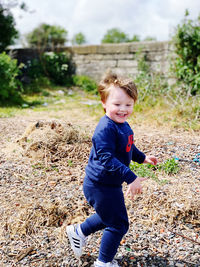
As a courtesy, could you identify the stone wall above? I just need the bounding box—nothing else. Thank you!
[69,41,174,81]
[11,41,174,82]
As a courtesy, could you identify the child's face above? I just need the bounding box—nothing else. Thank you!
[102,85,134,123]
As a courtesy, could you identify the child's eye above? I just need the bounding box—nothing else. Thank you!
[114,104,120,106]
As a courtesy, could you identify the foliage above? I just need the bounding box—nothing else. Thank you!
[42,51,75,85]
[132,42,199,130]
[157,158,180,175]
[143,36,157,41]
[73,75,97,94]
[130,158,180,185]
[72,32,86,45]
[21,58,50,94]
[24,58,44,80]
[0,1,28,11]
[22,51,75,92]
[0,52,23,104]
[173,10,200,95]
[129,34,140,42]
[130,161,157,179]
[101,28,129,43]
[0,5,18,52]
[101,28,157,43]
[26,23,68,52]
[134,51,169,103]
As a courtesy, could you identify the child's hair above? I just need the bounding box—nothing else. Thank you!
[98,71,138,103]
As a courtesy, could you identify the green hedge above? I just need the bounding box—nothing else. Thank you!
[0,52,23,105]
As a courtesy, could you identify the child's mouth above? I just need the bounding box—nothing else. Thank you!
[117,113,127,118]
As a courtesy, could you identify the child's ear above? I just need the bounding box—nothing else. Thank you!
[101,101,106,109]
[101,101,106,112]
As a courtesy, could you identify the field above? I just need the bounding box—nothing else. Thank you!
[0,90,199,266]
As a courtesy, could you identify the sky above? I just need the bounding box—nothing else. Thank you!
[11,0,200,46]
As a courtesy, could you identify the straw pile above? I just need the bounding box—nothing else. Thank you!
[6,197,90,239]
[17,120,91,163]
[126,178,200,227]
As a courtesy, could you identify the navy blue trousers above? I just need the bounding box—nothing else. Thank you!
[80,177,129,263]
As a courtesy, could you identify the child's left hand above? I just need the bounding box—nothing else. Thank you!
[144,155,158,165]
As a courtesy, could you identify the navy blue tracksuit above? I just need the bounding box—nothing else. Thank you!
[81,115,145,262]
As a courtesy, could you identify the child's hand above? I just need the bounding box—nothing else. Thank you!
[125,177,147,199]
[144,155,158,165]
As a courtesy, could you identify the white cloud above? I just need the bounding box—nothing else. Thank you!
[11,0,200,45]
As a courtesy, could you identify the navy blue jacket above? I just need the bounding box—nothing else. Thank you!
[85,115,145,186]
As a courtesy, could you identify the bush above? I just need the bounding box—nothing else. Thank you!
[22,51,76,93]
[22,58,50,94]
[0,52,23,104]
[173,10,200,95]
[42,51,75,85]
[73,75,97,94]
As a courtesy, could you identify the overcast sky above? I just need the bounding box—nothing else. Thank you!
[12,0,200,45]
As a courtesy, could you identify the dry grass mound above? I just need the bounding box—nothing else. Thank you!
[17,120,91,163]
[127,178,200,228]
[6,197,90,238]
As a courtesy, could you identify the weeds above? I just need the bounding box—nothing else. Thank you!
[131,48,200,131]
[130,158,180,185]
[158,158,180,175]
[67,160,73,167]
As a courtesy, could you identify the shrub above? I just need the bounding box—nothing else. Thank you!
[42,51,75,85]
[73,75,97,94]
[173,10,200,95]
[22,51,76,93]
[22,58,50,94]
[25,58,44,79]
[0,52,23,104]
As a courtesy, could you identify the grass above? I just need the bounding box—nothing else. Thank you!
[130,95,200,131]
[0,86,199,131]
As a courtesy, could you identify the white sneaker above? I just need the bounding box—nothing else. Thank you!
[94,259,120,267]
[66,224,87,258]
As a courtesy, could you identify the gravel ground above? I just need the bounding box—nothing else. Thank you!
[0,116,199,267]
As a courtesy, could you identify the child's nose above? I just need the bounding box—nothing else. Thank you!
[120,105,126,111]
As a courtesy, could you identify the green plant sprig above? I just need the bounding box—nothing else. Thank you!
[130,158,180,185]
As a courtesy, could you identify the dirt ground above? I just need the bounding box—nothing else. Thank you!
[0,106,199,266]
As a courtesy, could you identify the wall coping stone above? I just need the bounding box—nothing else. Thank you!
[66,41,171,55]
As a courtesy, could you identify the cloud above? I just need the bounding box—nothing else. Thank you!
[11,0,200,45]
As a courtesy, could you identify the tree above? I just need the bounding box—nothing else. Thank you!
[0,5,18,52]
[0,1,28,10]
[72,32,86,45]
[26,23,68,52]
[101,28,129,43]
[129,34,140,42]
[143,36,157,41]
